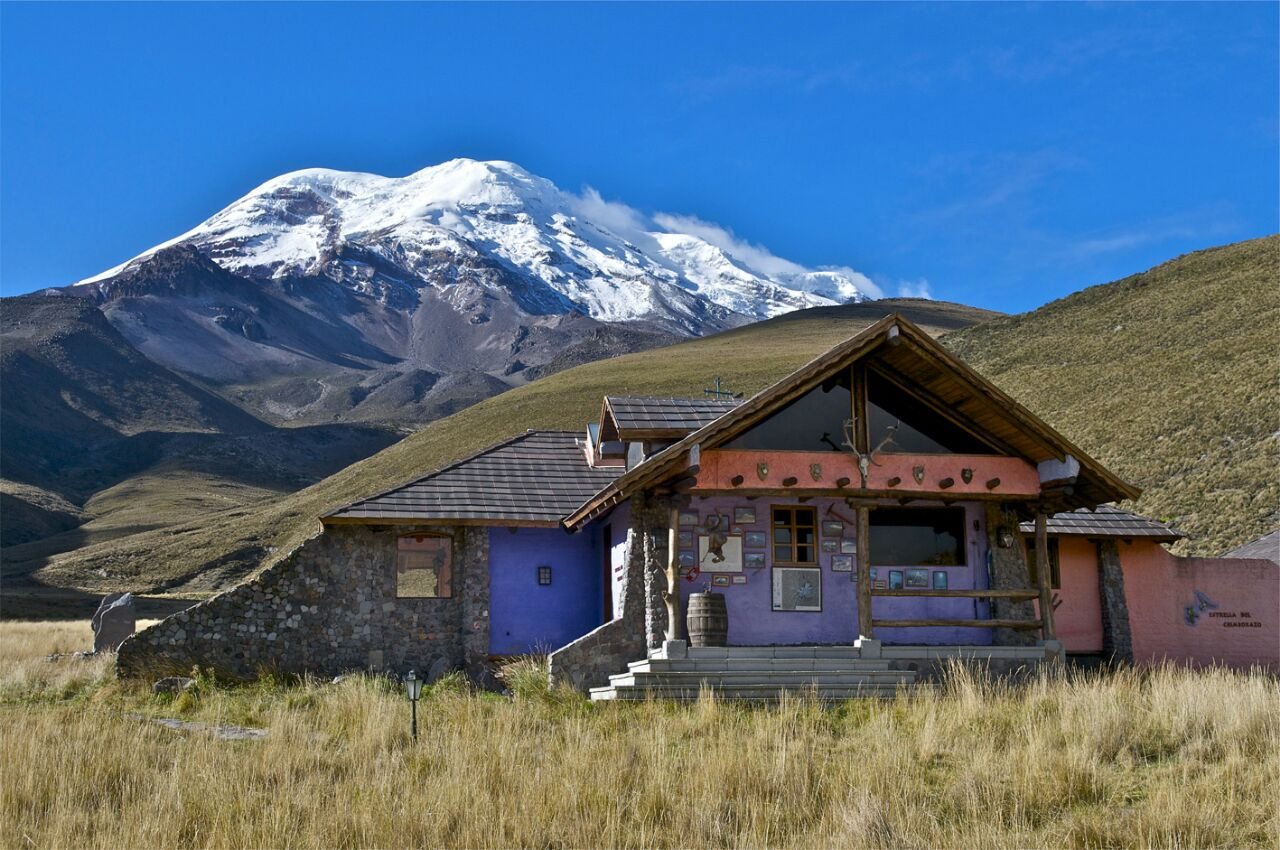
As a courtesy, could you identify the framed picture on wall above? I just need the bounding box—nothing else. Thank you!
[840,538,857,554]
[772,567,822,612]
[821,539,839,553]
[831,555,853,572]
[679,552,696,568]
[744,531,767,548]
[679,512,699,527]
[888,570,904,590]
[699,534,743,572]
[744,552,766,570]
[712,575,731,587]
[932,570,949,590]
[734,506,757,525]
[821,520,844,537]
[732,575,748,584]
[678,531,693,548]
[905,568,930,589]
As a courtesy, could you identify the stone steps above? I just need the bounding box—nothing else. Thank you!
[591,644,917,702]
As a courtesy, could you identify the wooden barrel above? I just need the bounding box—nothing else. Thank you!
[687,592,728,647]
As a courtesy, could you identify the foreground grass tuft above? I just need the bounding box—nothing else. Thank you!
[3,622,1278,848]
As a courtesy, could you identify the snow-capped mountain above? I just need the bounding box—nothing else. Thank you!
[55,159,873,426]
[75,158,870,328]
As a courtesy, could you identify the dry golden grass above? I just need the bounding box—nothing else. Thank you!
[2,623,1278,849]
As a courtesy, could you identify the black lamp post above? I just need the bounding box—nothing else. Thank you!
[403,669,422,741]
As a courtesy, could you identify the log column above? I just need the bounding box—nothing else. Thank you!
[1034,511,1057,641]
[856,505,874,639]
[663,506,684,643]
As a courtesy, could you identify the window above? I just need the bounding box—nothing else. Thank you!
[867,371,996,455]
[869,508,965,567]
[396,535,453,598]
[772,506,817,565]
[1027,538,1061,589]
[724,372,852,452]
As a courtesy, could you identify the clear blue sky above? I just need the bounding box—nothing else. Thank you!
[2,2,1276,310]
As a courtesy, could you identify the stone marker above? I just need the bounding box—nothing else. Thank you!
[426,655,453,684]
[92,592,136,652]
[153,676,196,695]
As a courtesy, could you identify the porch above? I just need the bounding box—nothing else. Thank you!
[589,640,1064,701]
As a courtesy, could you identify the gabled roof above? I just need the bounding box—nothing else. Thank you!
[324,431,622,527]
[565,314,1140,527]
[1019,506,1182,542]
[599,396,742,441]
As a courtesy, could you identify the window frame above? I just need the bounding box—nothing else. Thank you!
[395,533,454,599]
[771,505,818,566]
[868,506,968,568]
[1027,537,1062,590]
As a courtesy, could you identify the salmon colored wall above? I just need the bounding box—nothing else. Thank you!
[695,450,1040,498]
[1121,542,1279,672]
[1053,537,1104,653]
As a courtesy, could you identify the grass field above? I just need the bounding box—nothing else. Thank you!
[3,621,1277,849]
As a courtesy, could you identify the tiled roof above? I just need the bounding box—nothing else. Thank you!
[324,431,622,525]
[1019,506,1182,541]
[1222,530,1280,564]
[605,396,742,435]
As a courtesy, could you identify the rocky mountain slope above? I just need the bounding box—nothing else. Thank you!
[56,158,871,426]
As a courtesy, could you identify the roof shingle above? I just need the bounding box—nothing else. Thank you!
[1019,506,1182,541]
[605,396,741,435]
[324,431,622,525]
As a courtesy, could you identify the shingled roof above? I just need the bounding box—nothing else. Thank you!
[324,431,622,526]
[1222,530,1280,564]
[1019,506,1182,542]
[600,396,742,441]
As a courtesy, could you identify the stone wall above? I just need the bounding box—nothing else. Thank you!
[117,524,490,682]
[549,493,667,690]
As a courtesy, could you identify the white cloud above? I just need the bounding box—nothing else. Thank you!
[565,187,885,300]
[896,278,933,299]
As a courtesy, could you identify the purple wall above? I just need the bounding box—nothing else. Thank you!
[488,526,605,655]
[674,495,993,646]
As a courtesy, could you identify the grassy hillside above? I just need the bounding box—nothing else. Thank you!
[11,300,995,601]
[11,233,1276,605]
[946,235,1279,555]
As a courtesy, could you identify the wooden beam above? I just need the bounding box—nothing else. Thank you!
[873,618,1043,630]
[1035,511,1056,641]
[851,363,869,455]
[856,505,873,640]
[663,506,683,643]
[871,589,1040,599]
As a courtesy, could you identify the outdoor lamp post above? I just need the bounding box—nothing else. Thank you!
[403,669,422,741]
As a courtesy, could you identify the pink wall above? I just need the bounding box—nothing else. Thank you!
[1053,537,1104,653]
[1121,542,1279,672]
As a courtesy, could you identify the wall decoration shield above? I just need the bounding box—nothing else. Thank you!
[756,462,769,481]
[809,463,823,481]
[912,465,926,484]
[961,468,974,484]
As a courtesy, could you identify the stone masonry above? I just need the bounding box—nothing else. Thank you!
[549,491,669,690]
[1096,539,1135,664]
[985,503,1039,647]
[117,524,490,682]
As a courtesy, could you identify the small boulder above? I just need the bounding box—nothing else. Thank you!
[153,676,196,695]
[426,656,453,684]
[92,592,136,652]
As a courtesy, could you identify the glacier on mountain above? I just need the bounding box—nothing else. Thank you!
[75,159,874,329]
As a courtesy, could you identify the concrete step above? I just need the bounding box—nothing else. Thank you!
[591,683,909,701]
[677,645,865,660]
[630,658,894,673]
[609,671,914,688]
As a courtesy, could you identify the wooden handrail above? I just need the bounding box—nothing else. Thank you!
[872,618,1043,630]
[869,589,1039,599]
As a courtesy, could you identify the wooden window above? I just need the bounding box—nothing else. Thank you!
[869,507,965,567]
[772,506,817,565]
[1027,538,1061,589]
[396,534,453,598]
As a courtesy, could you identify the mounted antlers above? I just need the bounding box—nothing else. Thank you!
[840,418,898,488]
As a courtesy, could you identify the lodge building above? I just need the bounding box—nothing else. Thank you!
[118,316,1279,696]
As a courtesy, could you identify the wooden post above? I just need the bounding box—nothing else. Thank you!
[856,505,874,639]
[1035,511,1056,641]
[663,506,683,642]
